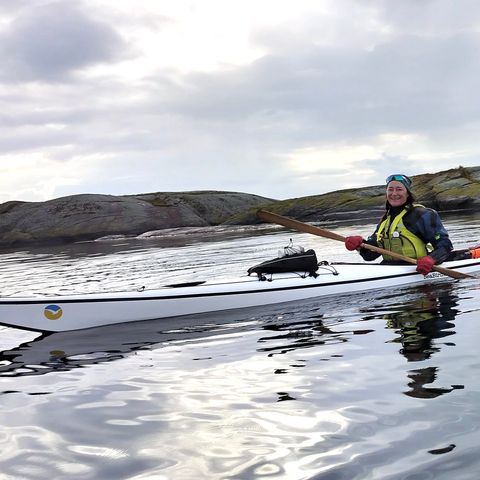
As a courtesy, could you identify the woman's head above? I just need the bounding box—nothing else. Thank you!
[385,174,414,208]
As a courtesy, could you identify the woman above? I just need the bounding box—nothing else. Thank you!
[344,174,453,275]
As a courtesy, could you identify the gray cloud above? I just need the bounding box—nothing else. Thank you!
[0,0,35,14]
[373,0,480,35]
[0,1,127,81]
[152,29,480,143]
[1,1,480,201]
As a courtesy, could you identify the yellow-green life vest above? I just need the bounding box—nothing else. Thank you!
[376,205,431,261]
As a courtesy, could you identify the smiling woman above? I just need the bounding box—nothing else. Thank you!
[344,174,454,276]
[386,177,410,207]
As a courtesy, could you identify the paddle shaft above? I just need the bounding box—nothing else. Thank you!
[256,209,473,280]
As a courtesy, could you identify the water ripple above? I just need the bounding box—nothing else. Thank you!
[0,218,480,478]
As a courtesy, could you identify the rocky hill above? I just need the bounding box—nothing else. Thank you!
[0,166,479,248]
[227,166,480,224]
[0,191,274,248]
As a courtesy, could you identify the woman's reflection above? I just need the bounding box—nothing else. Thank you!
[384,284,462,398]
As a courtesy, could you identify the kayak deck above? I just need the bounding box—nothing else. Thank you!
[0,258,479,332]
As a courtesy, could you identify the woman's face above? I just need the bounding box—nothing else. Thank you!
[386,180,408,207]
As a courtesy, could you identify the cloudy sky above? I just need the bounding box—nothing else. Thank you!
[0,0,479,203]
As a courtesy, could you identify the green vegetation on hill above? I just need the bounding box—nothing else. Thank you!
[226,166,480,225]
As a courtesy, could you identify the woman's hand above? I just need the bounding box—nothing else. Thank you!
[416,256,436,275]
[345,236,364,251]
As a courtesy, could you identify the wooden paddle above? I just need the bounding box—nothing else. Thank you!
[256,209,473,280]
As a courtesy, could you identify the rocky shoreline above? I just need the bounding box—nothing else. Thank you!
[0,166,479,248]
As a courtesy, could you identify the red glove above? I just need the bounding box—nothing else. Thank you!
[345,236,364,251]
[416,256,436,275]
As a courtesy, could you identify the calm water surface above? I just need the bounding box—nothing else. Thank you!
[0,214,480,480]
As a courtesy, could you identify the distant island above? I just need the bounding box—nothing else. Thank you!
[0,166,479,248]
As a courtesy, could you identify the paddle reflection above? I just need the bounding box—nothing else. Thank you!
[258,318,348,356]
[257,316,373,357]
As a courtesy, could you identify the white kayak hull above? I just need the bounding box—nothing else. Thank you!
[1,258,479,332]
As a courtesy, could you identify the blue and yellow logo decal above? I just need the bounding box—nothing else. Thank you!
[44,304,63,321]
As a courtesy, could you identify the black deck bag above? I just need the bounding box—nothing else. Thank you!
[248,249,318,277]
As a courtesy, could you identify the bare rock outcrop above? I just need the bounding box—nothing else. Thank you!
[0,191,274,248]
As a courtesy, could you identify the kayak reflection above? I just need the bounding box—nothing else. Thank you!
[0,313,254,377]
[0,282,466,394]
[0,291,383,377]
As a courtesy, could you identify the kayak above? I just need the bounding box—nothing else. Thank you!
[1,257,479,333]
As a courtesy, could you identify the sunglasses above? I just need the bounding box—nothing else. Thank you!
[386,174,412,187]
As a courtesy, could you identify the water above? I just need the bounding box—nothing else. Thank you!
[0,214,480,479]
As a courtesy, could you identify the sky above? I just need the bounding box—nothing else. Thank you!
[1,0,480,203]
